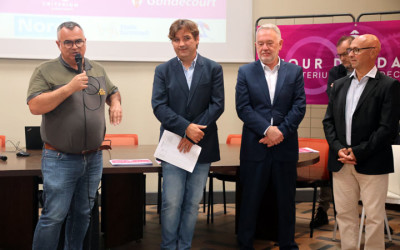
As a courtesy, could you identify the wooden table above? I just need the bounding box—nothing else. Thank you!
[0,145,318,249]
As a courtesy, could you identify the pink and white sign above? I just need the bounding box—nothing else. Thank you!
[257,20,400,104]
[1,0,226,19]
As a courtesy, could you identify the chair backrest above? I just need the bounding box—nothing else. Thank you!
[226,134,242,145]
[0,135,5,149]
[297,138,330,180]
[103,134,138,146]
[389,145,400,196]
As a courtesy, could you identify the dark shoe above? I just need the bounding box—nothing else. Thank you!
[310,207,329,228]
[385,225,393,235]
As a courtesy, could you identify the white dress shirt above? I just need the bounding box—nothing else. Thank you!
[261,59,280,135]
[345,66,377,145]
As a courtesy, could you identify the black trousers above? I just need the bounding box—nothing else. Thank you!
[237,158,298,250]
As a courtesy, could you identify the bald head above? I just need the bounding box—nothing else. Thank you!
[349,34,381,79]
[354,34,381,58]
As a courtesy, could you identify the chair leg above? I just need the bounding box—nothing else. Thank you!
[357,206,391,247]
[332,220,338,241]
[222,180,227,214]
[203,186,206,213]
[207,176,214,224]
[358,206,366,249]
[384,212,392,242]
[310,185,318,238]
[158,173,162,224]
[330,172,339,241]
[157,173,162,214]
[143,174,146,226]
[211,177,214,223]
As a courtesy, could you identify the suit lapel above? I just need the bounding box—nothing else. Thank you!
[337,77,352,133]
[188,55,204,102]
[172,58,189,98]
[354,72,379,113]
[274,60,286,104]
[254,61,272,105]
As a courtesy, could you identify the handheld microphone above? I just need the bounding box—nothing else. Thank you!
[0,155,7,161]
[75,53,83,73]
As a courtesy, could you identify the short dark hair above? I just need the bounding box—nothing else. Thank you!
[168,19,199,41]
[336,35,354,47]
[57,21,83,38]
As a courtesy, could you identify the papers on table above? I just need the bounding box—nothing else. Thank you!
[299,147,319,153]
[110,159,152,166]
[154,130,202,173]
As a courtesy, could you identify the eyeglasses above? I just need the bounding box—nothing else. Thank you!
[346,47,375,55]
[60,39,85,49]
[336,51,349,57]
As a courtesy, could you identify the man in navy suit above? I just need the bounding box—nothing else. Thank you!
[236,23,306,250]
[151,19,224,249]
[323,34,400,249]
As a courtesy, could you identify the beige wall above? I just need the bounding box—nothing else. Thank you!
[1,0,399,192]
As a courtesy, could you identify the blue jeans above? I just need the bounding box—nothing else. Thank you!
[161,162,210,250]
[33,149,103,250]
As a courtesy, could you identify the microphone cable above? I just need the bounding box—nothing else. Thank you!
[81,74,103,236]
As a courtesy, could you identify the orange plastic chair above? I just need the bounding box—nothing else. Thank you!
[0,135,5,149]
[297,138,329,180]
[103,134,138,146]
[226,134,242,145]
[297,138,330,238]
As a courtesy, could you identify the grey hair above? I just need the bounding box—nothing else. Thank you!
[57,21,83,39]
[256,23,282,40]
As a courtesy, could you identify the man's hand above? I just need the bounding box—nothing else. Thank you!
[178,137,193,153]
[259,126,284,147]
[259,136,273,147]
[109,102,122,125]
[107,92,122,125]
[338,147,357,165]
[185,123,207,144]
[67,71,88,93]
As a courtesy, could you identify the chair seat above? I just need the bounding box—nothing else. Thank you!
[387,191,400,204]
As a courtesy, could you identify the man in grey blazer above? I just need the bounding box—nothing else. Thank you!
[323,34,400,249]
[236,23,306,250]
[151,19,224,249]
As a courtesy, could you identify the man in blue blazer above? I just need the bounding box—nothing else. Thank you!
[323,34,400,249]
[151,19,224,249]
[236,24,306,250]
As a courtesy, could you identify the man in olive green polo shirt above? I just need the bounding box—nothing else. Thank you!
[27,21,122,249]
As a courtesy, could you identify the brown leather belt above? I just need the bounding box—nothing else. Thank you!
[44,143,111,155]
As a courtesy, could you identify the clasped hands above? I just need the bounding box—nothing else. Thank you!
[178,123,207,153]
[338,148,357,165]
[259,126,284,147]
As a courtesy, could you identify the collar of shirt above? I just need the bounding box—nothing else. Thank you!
[58,55,92,73]
[178,53,198,89]
[177,53,198,70]
[260,57,281,73]
[349,65,377,82]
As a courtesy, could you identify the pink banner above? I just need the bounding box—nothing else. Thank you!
[257,20,400,104]
[1,0,226,19]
